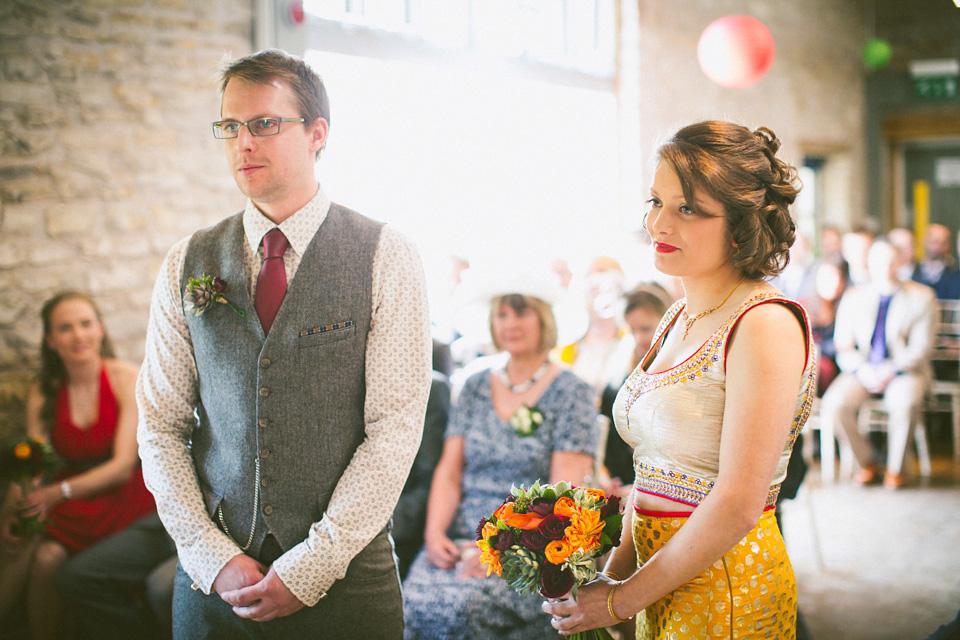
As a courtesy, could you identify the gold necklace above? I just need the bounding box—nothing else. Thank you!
[680,275,745,340]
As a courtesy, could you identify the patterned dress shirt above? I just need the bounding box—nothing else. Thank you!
[136,186,431,605]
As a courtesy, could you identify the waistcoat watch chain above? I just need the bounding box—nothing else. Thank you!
[216,457,260,551]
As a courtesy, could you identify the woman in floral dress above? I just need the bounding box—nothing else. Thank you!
[403,285,599,640]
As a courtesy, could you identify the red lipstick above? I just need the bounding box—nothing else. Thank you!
[654,242,678,253]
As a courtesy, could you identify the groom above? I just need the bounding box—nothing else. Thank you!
[137,49,431,638]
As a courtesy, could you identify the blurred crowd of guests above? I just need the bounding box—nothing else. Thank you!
[774,223,957,490]
[3,221,958,638]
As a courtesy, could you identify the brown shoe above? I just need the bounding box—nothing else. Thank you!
[853,466,880,485]
[883,472,906,490]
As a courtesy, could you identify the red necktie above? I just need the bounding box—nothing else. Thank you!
[255,228,288,335]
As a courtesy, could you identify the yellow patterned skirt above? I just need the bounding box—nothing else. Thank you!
[633,508,797,639]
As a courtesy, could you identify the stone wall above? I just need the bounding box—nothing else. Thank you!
[0,0,252,440]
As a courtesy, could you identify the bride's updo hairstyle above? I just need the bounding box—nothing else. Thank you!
[656,121,801,279]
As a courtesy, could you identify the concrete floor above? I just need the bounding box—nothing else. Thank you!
[780,450,960,640]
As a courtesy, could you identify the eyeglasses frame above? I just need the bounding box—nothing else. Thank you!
[211,117,307,139]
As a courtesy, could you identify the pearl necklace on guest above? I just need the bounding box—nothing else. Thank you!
[497,360,550,394]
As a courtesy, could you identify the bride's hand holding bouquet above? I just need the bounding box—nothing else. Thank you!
[475,480,624,640]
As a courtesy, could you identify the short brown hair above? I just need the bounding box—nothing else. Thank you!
[488,294,558,354]
[220,49,330,159]
[656,121,800,279]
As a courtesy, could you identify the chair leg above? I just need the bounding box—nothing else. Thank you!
[913,421,933,478]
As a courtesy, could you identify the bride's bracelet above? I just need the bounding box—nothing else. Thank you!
[607,583,629,624]
[602,570,622,581]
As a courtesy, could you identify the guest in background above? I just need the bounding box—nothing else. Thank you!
[599,284,672,489]
[820,238,936,489]
[819,225,845,267]
[560,257,628,395]
[0,291,155,640]
[392,371,451,580]
[809,260,850,395]
[771,231,816,302]
[888,227,917,283]
[55,511,177,640]
[403,278,598,640]
[842,227,874,286]
[913,223,960,300]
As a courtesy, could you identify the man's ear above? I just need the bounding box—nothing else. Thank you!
[309,117,328,153]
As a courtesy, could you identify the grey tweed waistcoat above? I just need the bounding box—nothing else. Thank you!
[182,204,382,556]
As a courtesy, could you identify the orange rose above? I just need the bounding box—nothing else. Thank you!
[13,443,31,459]
[504,512,544,530]
[544,539,573,565]
[565,507,605,552]
[493,501,515,522]
[553,496,576,517]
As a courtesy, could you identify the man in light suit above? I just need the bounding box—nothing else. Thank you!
[820,237,936,489]
[137,49,431,638]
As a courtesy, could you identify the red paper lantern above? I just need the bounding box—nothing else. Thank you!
[287,1,305,25]
[697,15,776,89]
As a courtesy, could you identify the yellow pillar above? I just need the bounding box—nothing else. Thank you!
[913,179,930,259]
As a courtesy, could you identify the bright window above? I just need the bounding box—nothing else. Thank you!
[289,1,622,306]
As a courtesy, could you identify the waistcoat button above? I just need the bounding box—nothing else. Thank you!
[263,505,273,515]
[259,387,269,397]
[261,358,271,368]
[260,476,269,487]
[258,418,268,428]
[261,448,270,458]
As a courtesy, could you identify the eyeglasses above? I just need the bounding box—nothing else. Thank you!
[211,117,306,139]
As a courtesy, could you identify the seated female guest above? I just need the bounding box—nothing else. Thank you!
[403,278,599,640]
[0,291,156,639]
[599,284,672,489]
[544,121,815,639]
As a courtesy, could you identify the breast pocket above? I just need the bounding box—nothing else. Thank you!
[298,320,356,349]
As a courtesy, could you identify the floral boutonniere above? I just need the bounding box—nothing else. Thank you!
[184,274,244,317]
[510,404,544,437]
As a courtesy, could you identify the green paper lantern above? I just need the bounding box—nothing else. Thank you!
[862,38,892,69]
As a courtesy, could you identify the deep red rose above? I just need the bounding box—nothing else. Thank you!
[600,494,621,519]
[538,514,570,541]
[519,529,549,552]
[213,277,227,293]
[539,562,575,599]
[492,530,514,551]
[530,497,555,516]
[475,518,488,541]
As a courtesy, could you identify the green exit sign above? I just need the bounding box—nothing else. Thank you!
[913,75,958,100]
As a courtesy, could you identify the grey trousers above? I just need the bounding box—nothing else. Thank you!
[55,512,178,640]
[172,529,403,640]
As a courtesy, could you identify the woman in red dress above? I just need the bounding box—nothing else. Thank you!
[0,291,156,639]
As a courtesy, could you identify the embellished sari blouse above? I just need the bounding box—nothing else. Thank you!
[612,291,816,510]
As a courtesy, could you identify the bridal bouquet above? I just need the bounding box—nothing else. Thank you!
[0,436,59,536]
[475,481,623,639]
